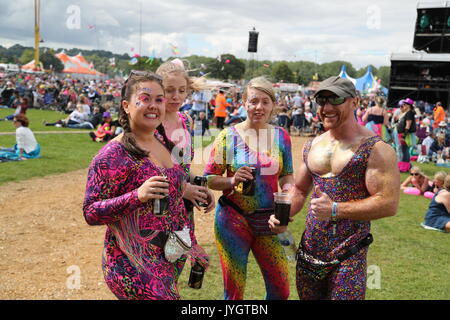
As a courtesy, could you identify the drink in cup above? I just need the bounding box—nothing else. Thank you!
[274,192,291,226]
[241,167,256,196]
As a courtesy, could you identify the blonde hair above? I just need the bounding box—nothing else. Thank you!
[243,76,276,103]
[156,59,209,92]
[410,166,423,175]
[434,171,448,183]
[444,174,450,191]
[410,166,430,179]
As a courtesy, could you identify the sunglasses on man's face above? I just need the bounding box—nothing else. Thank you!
[315,95,347,107]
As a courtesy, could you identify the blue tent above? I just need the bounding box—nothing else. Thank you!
[338,65,388,95]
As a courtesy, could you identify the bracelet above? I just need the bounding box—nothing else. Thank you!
[331,202,338,222]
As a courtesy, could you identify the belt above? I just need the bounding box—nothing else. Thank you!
[296,233,374,263]
[218,195,273,216]
[140,229,169,248]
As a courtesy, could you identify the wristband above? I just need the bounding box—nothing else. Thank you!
[331,202,338,222]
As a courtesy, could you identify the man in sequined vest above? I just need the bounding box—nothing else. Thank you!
[269,76,400,300]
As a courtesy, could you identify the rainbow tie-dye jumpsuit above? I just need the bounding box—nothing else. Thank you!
[204,126,293,300]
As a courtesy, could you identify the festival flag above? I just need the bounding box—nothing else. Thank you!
[170,43,180,55]
[129,57,138,65]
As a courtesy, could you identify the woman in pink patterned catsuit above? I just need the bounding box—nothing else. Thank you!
[83,71,204,300]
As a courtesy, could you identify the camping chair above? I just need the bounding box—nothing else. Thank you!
[417,144,430,163]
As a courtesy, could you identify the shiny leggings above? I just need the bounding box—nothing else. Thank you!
[214,204,290,300]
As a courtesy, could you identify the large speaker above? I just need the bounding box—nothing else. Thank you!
[413,3,450,53]
[248,29,259,53]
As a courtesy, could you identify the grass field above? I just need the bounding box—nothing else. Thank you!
[1,108,449,300]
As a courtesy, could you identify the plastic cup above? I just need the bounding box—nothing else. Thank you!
[274,192,291,226]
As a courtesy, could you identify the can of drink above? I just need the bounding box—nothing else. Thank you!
[188,261,205,289]
[153,195,169,216]
[242,167,256,196]
[193,176,208,207]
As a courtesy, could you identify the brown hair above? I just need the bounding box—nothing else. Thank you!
[120,71,174,159]
[14,114,29,127]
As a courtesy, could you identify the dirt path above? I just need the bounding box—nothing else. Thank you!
[0,136,306,299]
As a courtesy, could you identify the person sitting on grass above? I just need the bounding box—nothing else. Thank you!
[422,174,450,233]
[400,166,432,197]
[43,103,89,128]
[0,96,29,121]
[66,105,103,130]
[0,114,40,161]
[89,112,116,142]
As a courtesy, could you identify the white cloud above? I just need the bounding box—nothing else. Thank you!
[0,0,427,68]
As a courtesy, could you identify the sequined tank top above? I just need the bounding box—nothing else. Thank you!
[302,135,382,261]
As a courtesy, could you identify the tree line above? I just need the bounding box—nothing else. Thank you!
[0,44,390,87]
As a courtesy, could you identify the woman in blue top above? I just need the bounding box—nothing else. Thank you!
[423,174,450,232]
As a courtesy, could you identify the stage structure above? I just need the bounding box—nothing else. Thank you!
[388,53,450,108]
[387,1,450,109]
[413,1,450,53]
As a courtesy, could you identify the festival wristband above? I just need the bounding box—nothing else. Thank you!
[331,202,338,222]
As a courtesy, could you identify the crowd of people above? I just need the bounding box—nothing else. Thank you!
[1,66,449,300]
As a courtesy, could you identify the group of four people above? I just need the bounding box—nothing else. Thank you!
[83,65,401,300]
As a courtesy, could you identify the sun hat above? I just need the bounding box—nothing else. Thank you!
[403,98,414,106]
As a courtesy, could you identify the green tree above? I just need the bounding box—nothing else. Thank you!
[40,50,64,72]
[318,61,356,80]
[207,54,245,80]
[356,65,378,78]
[378,66,391,87]
[19,49,35,65]
[272,62,294,82]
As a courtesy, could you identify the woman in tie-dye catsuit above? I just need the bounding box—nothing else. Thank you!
[83,71,206,300]
[204,77,294,300]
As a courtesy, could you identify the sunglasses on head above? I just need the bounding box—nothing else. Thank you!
[125,70,162,82]
[315,95,347,107]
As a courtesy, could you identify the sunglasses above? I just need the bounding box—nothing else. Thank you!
[315,95,347,107]
[410,173,420,176]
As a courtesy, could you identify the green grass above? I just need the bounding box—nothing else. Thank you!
[0,108,72,132]
[0,132,103,184]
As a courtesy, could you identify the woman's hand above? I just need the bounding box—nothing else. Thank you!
[183,182,209,211]
[230,166,254,188]
[137,176,169,203]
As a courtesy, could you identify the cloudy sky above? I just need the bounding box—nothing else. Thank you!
[0,0,429,68]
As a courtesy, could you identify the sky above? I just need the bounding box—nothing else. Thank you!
[0,0,433,68]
